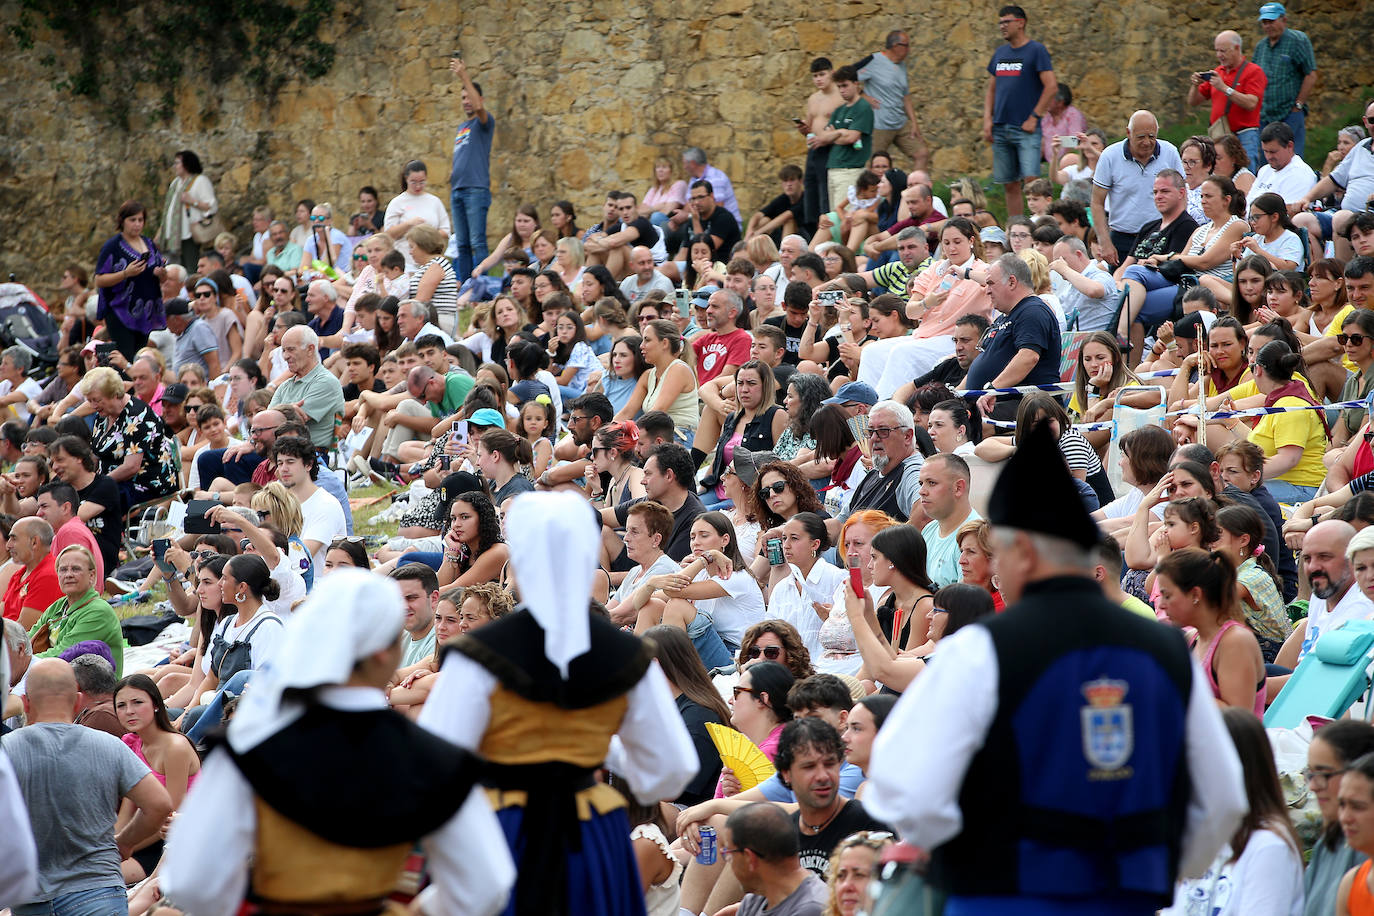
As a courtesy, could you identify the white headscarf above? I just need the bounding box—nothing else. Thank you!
[506,491,598,678]
[227,569,405,753]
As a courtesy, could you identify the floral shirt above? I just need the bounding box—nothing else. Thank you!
[91,397,181,503]
[774,428,814,462]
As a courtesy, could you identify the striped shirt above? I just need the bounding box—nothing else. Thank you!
[409,257,459,320]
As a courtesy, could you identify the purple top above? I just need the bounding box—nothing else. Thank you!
[96,234,168,335]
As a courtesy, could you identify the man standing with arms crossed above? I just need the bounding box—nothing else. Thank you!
[983,5,1057,217]
[447,56,494,281]
[853,30,929,170]
[811,66,874,218]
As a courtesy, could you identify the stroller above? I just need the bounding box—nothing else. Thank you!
[0,282,61,379]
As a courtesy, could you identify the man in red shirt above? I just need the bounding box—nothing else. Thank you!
[691,289,754,461]
[35,484,105,594]
[2,517,62,629]
[1187,29,1267,170]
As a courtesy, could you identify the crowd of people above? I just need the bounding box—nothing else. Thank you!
[3,3,1374,915]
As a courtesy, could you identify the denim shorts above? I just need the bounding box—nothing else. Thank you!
[1315,209,1333,239]
[992,122,1043,184]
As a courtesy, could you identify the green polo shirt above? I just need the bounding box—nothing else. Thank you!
[271,361,346,447]
[428,371,476,418]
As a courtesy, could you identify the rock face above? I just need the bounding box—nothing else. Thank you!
[1,0,1365,290]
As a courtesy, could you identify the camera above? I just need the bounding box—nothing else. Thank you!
[93,342,118,366]
[1197,71,1216,81]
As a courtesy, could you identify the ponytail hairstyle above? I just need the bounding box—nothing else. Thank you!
[1163,497,1220,548]
[225,554,282,604]
[479,428,534,468]
[1253,339,1302,384]
[399,160,427,194]
[1216,505,1282,594]
[1251,318,1307,379]
[931,398,983,444]
[1248,192,1300,236]
[594,421,640,460]
[1155,546,1241,625]
[694,510,747,570]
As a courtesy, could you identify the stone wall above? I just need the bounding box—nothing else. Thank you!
[1,0,1368,296]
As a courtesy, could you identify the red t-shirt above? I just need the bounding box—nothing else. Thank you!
[1198,61,1267,131]
[252,459,279,486]
[2,553,62,623]
[691,328,752,384]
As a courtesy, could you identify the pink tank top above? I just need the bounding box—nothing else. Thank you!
[123,732,200,792]
[1202,620,1265,717]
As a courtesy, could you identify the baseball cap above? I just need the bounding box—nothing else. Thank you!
[822,381,879,407]
[164,297,191,316]
[162,383,189,404]
[980,226,1008,246]
[1258,2,1285,19]
[467,407,506,429]
[730,447,779,487]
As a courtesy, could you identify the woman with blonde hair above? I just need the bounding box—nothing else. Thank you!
[956,518,1004,611]
[405,223,459,334]
[641,156,688,227]
[1018,248,1063,328]
[83,366,181,505]
[554,236,585,290]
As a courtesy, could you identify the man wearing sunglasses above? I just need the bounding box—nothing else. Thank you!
[164,298,222,381]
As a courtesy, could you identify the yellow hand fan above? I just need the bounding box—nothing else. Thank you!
[705,722,775,791]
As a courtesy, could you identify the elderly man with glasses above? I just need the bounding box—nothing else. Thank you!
[845,400,924,523]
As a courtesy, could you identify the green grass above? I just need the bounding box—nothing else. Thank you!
[114,482,403,620]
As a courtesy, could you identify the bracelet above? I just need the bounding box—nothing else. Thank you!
[444,554,461,565]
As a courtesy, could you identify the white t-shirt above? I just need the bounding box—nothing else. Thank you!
[201,610,285,676]
[299,486,348,572]
[1249,158,1319,206]
[1160,829,1303,916]
[1300,585,1374,662]
[0,378,44,424]
[383,192,452,269]
[614,554,680,605]
[266,554,307,618]
[693,568,765,647]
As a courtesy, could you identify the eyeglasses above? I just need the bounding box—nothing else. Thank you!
[250,425,280,435]
[194,290,215,299]
[1302,766,1348,786]
[732,686,759,700]
[746,645,783,660]
[1008,230,1032,240]
[569,414,591,424]
[1247,213,1269,223]
[868,426,904,439]
[721,844,751,860]
[761,481,789,495]
[931,606,948,614]
[1341,334,1370,346]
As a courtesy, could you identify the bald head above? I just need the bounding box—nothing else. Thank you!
[22,658,79,723]
[407,365,439,400]
[1128,110,1159,133]
[1305,520,1358,602]
[1215,29,1241,49]
[11,516,54,567]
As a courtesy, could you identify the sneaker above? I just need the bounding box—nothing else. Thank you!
[107,577,140,595]
[368,458,402,485]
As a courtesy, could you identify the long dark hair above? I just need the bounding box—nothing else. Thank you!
[743,660,796,726]
[871,524,935,591]
[196,554,231,648]
[450,491,503,562]
[934,583,995,636]
[1216,505,1282,594]
[693,511,746,569]
[1313,721,1374,849]
[114,674,178,734]
[550,309,589,365]
[375,296,402,353]
[646,625,731,724]
[1222,708,1300,860]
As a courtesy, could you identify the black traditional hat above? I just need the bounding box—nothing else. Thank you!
[987,418,1100,548]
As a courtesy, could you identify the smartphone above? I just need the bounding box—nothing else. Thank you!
[93,342,118,366]
[674,288,692,318]
[152,538,176,575]
[849,565,865,599]
[452,419,469,446]
[818,289,845,308]
[452,50,462,59]
[439,454,453,470]
[1057,135,1079,149]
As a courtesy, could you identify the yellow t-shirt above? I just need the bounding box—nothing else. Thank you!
[1226,372,1315,401]
[1248,395,1329,487]
[1320,304,1358,372]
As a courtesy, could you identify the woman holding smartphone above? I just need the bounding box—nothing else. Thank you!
[95,200,168,361]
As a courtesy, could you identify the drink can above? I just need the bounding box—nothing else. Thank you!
[766,538,784,566]
[696,825,717,865]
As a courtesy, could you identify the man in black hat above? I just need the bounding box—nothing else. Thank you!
[165,298,222,379]
[864,421,1247,915]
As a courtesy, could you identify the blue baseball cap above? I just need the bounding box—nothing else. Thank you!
[1258,2,1285,19]
[822,381,879,407]
[467,408,506,429]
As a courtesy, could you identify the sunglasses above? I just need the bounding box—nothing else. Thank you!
[761,481,789,496]
[1339,334,1368,346]
[732,685,759,700]
[331,535,367,547]
[745,645,783,660]
[868,426,903,439]
[837,831,896,851]
[310,215,326,222]
[194,290,215,299]
[353,253,367,261]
